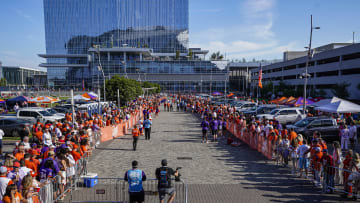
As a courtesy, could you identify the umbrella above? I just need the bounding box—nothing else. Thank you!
[6,96,30,102]
[82,92,98,99]
[212,92,223,96]
[227,93,234,97]
[28,96,60,104]
[280,96,295,104]
[74,94,90,101]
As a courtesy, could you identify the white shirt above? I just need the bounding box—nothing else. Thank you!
[43,132,52,146]
[24,142,31,151]
[297,144,310,158]
[0,129,4,139]
[341,128,350,139]
[349,125,357,139]
[55,127,62,138]
[0,176,11,199]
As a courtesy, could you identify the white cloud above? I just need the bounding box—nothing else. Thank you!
[190,0,297,61]
[14,9,34,23]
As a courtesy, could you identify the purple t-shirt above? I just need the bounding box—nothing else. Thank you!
[39,168,53,182]
[201,121,209,131]
[210,120,219,130]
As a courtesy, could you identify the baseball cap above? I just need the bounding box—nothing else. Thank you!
[48,151,55,156]
[161,159,167,166]
[50,145,56,149]
[13,162,20,168]
[19,142,25,146]
[0,166,7,174]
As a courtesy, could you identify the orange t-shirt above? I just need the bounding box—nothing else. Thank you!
[71,150,81,162]
[25,160,38,173]
[3,192,22,203]
[15,152,25,161]
[288,131,297,142]
[132,128,140,137]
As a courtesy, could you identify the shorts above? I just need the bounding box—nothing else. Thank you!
[299,157,309,169]
[202,130,208,135]
[212,130,218,135]
[129,191,145,202]
[159,187,175,201]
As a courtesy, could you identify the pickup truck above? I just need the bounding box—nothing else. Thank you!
[0,107,65,125]
[286,117,340,141]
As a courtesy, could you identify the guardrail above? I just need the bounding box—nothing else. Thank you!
[70,178,188,203]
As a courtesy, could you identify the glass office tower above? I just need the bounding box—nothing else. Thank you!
[40,0,228,93]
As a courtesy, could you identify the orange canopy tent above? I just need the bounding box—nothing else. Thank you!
[270,97,287,104]
[280,96,296,104]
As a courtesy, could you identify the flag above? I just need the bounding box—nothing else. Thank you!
[258,64,263,89]
[82,80,85,91]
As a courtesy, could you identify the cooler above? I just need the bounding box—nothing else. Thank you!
[81,173,98,188]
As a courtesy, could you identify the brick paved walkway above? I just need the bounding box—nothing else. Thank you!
[85,108,347,203]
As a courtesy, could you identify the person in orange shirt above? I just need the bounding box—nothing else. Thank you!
[24,154,37,175]
[288,128,297,142]
[14,143,25,161]
[2,184,23,203]
[132,125,140,151]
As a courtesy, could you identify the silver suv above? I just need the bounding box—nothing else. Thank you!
[256,108,305,124]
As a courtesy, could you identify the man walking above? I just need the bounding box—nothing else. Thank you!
[132,125,140,151]
[155,159,179,203]
[143,116,152,140]
[124,160,147,203]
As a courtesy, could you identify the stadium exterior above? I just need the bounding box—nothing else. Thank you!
[39,0,228,93]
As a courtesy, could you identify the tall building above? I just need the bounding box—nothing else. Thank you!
[39,0,228,93]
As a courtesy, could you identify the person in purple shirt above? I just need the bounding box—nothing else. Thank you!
[200,118,210,143]
[210,118,219,142]
[39,151,60,176]
[217,118,223,139]
[39,159,54,183]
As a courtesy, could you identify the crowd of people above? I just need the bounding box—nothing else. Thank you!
[173,94,360,199]
[0,96,161,203]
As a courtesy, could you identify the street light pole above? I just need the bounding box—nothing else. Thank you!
[303,15,320,114]
[95,45,106,102]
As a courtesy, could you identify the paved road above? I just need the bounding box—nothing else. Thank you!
[78,108,347,202]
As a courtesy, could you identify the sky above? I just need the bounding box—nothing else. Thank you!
[0,0,360,69]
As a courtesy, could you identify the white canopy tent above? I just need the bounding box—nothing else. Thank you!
[73,94,91,100]
[315,97,360,113]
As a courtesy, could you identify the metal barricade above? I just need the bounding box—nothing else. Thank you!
[70,178,188,203]
[91,131,101,149]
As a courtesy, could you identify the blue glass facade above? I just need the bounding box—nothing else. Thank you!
[44,0,188,55]
[42,0,228,93]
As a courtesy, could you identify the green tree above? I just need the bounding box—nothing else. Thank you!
[0,78,6,86]
[105,75,143,105]
[188,50,193,59]
[210,51,224,60]
[175,50,180,60]
[242,58,246,63]
[141,81,161,94]
[331,82,350,99]
[357,83,360,91]
[260,81,273,98]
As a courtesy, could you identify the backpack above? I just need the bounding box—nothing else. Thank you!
[159,167,170,188]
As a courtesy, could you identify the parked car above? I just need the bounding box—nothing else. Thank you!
[0,118,31,137]
[287,117,340,141]
[52,107,72,114]
[0,108,65,124]
[242,104,286,116]
[257,107,305,124]
[235,102,257,112]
